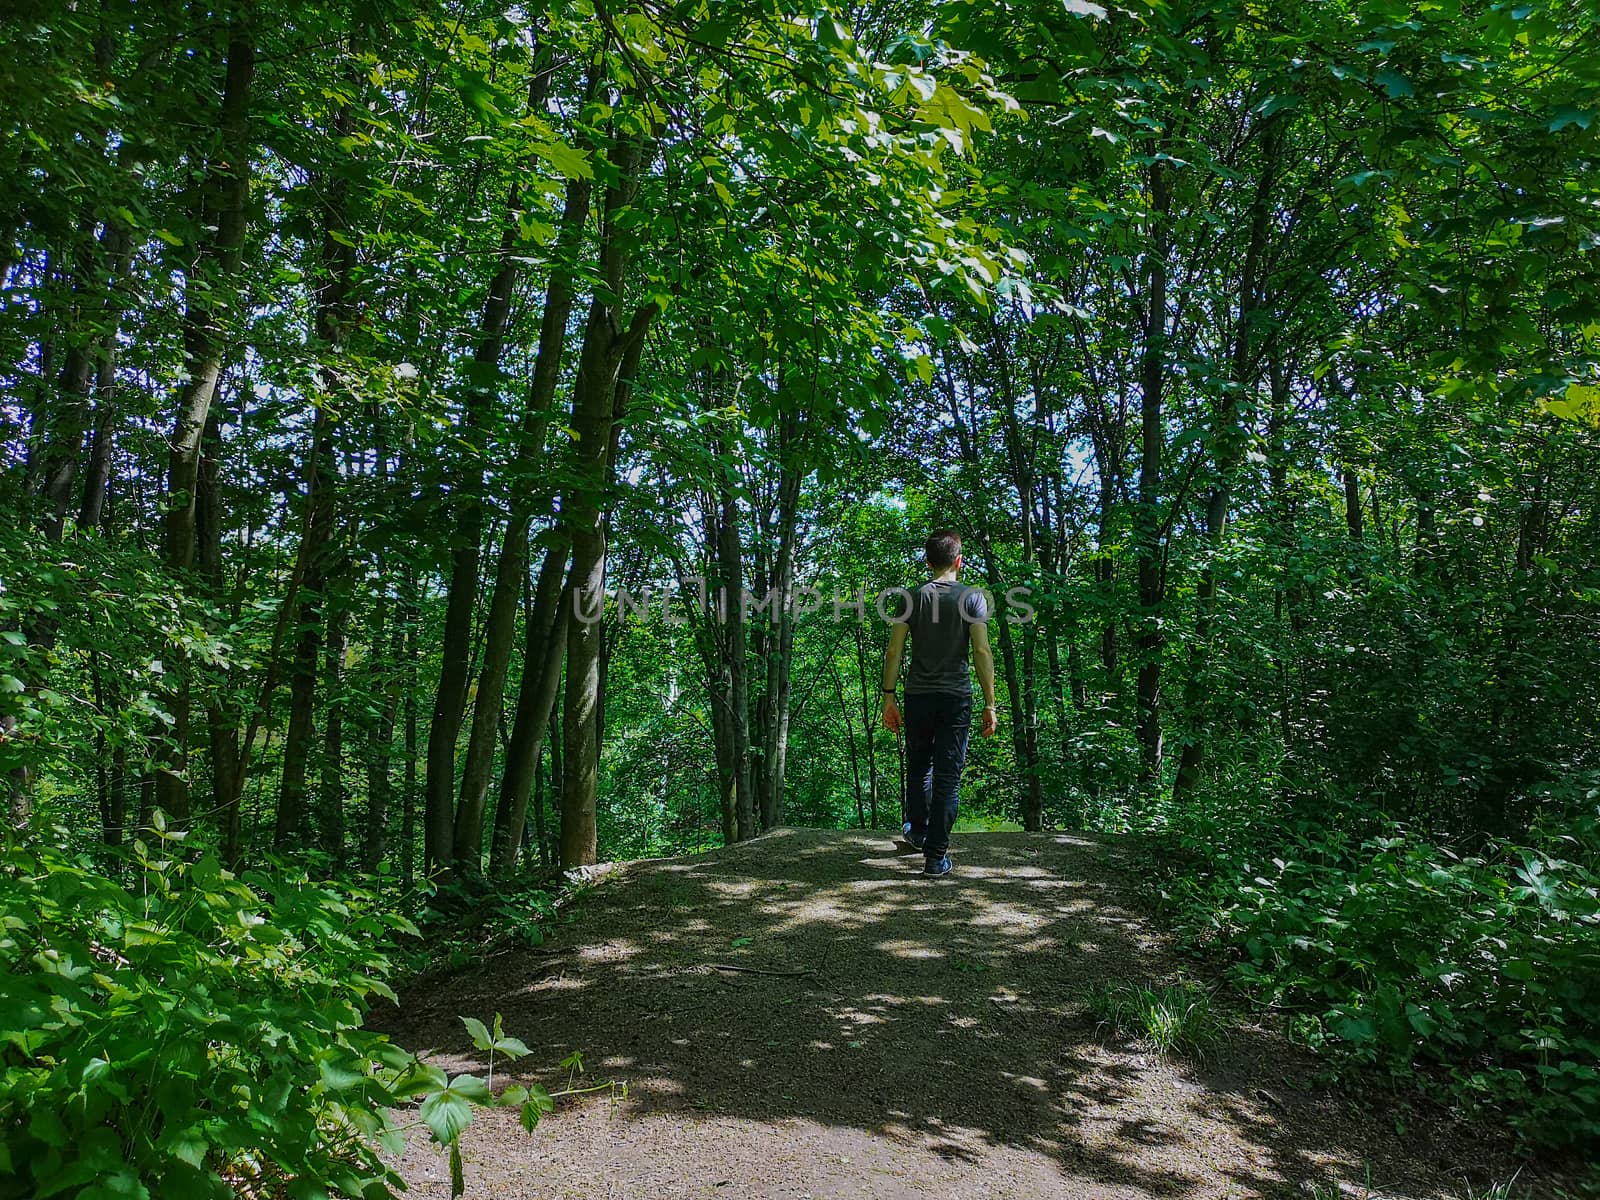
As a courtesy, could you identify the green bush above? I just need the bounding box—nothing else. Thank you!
[1152,827,1600,1147]
[0,823,540,1199]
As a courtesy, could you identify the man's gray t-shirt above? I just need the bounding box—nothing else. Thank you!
[902,581,988,696]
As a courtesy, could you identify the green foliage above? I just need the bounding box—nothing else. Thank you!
[0,827,523,1199]
[1149,823,1600,1147]
[1082,979,1223,1060]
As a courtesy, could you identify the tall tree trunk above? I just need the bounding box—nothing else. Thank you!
[362,593,402,871]
[153,24,255,822]
[162,29,255,574]
[1343,465,1365,540]
[712,450,757,842]
[533,743,549,867]
[37,25,129,542]
[41,214,131,538]
[274,408,338,849]
[1134,156,1172,795]
[77,333,124,531]
[757,414,801,830]
[456,166,592,872]
[361,423,401,872]
[196,405,244,860]
[427,58,566,872]
[401,585,420,890]
[425,208,521,872]
[559,132,657,868]
[852,622,880,830]
[318,604,349,864]
[975,528,1043,828]
[833,657,866,828]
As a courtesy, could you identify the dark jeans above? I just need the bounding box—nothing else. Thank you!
[903,691,973,859]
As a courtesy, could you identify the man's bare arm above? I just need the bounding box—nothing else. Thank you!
[881,622,909,691]
[880,622,909,731]
[971,621,999,736]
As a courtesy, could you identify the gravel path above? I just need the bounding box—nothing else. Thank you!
[381,828,1514,1199]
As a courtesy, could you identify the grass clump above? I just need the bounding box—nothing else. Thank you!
[1084,979,1223,1060]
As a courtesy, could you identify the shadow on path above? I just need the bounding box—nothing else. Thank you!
[380,829,1506,1200]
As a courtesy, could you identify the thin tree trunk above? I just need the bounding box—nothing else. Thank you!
[757,415,801,830]
[401,600,419,890]
[533,743,549,868]
[1134,156,1172,796]
[274,409,337,850]
[976,529,1043,828]
[548,693,564,854]
[196,405,244,860]
[77,339,122,531]
[853,621,880,831]
[713,457,757,842]
[1343,466,1365,540]
[489,539,571,876]
[362,597,402,871]
[318,605,349,865]
[832,655,866,829]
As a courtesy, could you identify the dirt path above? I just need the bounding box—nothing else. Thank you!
[383,829,1510,1199]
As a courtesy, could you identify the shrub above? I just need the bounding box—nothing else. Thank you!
[1151,827,1600,1147]
[0,823,537,1199]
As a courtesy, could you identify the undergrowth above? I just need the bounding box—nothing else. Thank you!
[1135,806,1600,1152]
[0,823,564,1199]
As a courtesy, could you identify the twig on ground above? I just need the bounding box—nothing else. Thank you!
[706,963,814,978]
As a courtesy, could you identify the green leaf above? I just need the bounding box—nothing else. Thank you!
[534,141,593,181]
[494,1034,532,1059]
[419,1088,473,1145]
[1374,70,1414,99]
[1548,105,1592,132]
[449,1073,493,1104]
[519,1084,556,1131]
[1405,1004,1439,1038]
[392,1061,448,1098]
[167,1126,208,1168]
[461,1015,492,1052]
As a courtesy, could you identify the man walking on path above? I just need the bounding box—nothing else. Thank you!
[880,530,998,876]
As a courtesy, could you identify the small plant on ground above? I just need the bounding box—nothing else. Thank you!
[1084,979,1224,1060]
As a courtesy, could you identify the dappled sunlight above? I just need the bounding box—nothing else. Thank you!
[576,938,640,963]
[391,830,1469,1200]
[872,938,946,960]
[518,972,590,995]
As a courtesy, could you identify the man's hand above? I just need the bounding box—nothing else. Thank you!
[882,695,902,733]
[980,705,998,738]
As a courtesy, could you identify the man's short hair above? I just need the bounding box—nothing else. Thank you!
[925,530,962,569]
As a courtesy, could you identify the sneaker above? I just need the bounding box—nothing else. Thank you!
[923,854,953,878]
[900,822,924,852]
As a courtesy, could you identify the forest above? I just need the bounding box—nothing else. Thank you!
[2,0,1598,1197]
